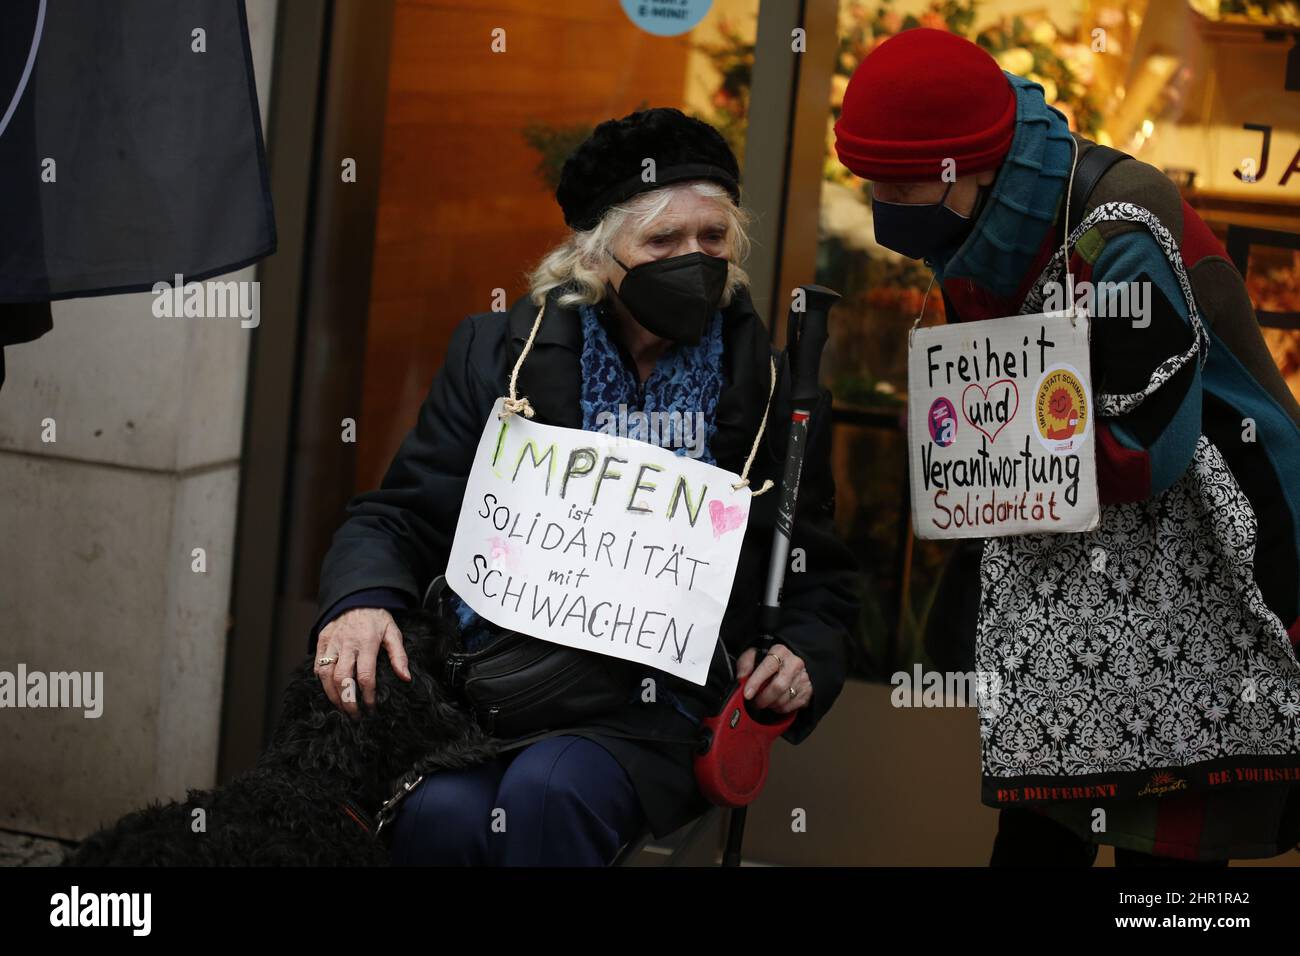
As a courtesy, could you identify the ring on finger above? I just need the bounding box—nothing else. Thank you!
[317,655,339,666]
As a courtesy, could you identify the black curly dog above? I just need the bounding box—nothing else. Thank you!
[65,609,496,865]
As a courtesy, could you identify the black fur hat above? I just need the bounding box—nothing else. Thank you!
[555,107,741,231]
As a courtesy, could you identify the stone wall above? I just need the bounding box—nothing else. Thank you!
[0,0,279,840]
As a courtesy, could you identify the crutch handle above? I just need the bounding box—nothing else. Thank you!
[786,284,839,407]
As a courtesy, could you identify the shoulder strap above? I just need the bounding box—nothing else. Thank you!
[1068,139,1127,227]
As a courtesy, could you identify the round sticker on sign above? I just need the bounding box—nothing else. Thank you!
[1034,363,1090,455]
[620,0,713,36]
[928,397,957,447]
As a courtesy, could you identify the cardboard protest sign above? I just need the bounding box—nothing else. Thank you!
[907,312,1099,539]
[445,397,753,685]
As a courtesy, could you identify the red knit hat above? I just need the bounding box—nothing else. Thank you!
[834,28,1016,183]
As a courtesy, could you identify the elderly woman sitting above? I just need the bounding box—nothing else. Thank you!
[309,107,859,865]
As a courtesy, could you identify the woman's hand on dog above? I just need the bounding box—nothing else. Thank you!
[316,608,412,719]
[735,643,813,714]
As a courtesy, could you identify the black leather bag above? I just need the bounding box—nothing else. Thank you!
[426,576,639,738]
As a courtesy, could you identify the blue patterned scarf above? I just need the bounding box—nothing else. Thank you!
[448,302,726,651]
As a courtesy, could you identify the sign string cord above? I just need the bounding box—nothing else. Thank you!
[498,302,776,497]
[732,356,775,496]
[499,304,546,420]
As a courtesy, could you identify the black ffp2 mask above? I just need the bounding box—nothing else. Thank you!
[870,180,983,262]
[609,251,729,345]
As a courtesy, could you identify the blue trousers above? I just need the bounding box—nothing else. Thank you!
[388,735,646,866]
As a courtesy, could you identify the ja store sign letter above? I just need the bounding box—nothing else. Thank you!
[907,312,1099,539]
[445,397,753,685]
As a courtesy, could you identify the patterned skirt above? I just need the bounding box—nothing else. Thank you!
[976,437,1300,859]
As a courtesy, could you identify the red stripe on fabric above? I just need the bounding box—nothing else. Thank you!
[1288,617,1300,645]
[1096,423,1152,504]
[1008,223,1083,309]
[1151,791,1208,859]
[340,803,371,835]
[1179,201,1230,269]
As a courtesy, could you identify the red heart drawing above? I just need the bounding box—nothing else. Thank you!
[961,379,1020,444]
[708,498,748,538]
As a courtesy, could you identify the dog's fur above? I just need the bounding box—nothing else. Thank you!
[64,609,497,865]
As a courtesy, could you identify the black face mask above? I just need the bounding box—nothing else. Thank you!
[870,181,986,262]
[609,251,728,346]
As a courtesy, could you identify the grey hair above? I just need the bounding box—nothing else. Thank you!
[525,180,753,308]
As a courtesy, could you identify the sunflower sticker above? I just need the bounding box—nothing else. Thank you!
[1034,364,1090,455]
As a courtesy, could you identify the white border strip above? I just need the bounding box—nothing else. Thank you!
[0,0,48,142]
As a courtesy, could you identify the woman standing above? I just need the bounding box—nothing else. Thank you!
[834,28,1300,865]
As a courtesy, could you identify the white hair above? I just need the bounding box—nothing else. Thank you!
[525,180,753,308]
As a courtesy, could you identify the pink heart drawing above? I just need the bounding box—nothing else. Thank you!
[961,379,1020,445]
[709,498,747,539]
[487,535,520,572]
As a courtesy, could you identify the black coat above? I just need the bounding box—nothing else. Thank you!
[314,283,860,838]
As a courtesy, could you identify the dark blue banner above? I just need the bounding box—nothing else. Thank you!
[0,0,275,304]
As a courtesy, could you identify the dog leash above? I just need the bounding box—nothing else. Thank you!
[339,797,378,836]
